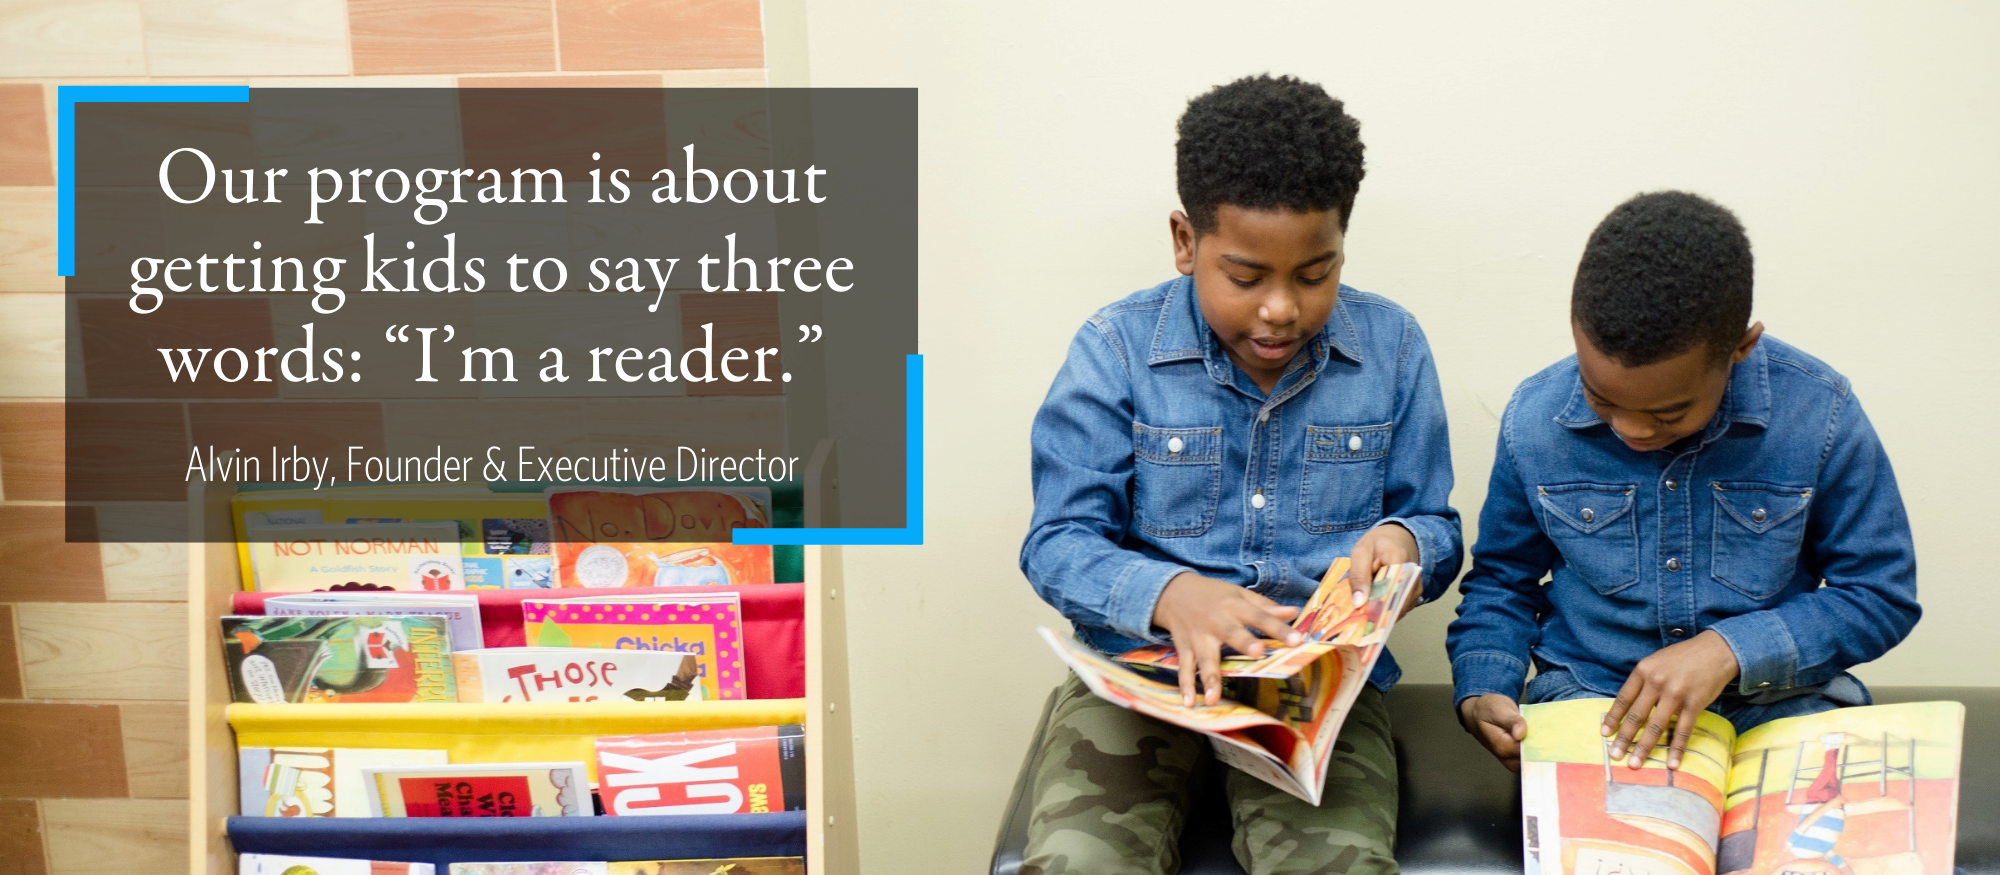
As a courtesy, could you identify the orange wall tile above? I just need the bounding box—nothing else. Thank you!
[0,799,46,875]
[0,85,52,186]
[0,402,64,502]
[0,605,23,699]
[0,506,104,603]
[349,0,556,76]
[556,0,764,71]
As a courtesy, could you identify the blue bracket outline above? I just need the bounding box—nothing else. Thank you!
[58,85,922,546]
[58,84,251,277]
[735,353,923,546]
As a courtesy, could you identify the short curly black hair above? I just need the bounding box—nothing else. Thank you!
[1176,74,1366,234]
[1572,191,1754,367]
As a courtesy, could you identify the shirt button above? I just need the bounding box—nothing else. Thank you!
[1665,557,1681,572]
[1752,508,1768,523]
[1251,492,1267,510]
[1580,508,1595,523]
[1666,479,1679,491]
[1670,628,1687,638]
[1167,436,1184,454]
[1348,434,1363,452]
[1257,411,1269,424]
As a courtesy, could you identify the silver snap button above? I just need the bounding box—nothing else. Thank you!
[1580,508,1595,523]
[1167,436,1183,454]
[1758,681,1771,688]
[1666,557,1681,572]
[1348,434,1363,452]
[1251,492,1267,509]
[1670,628,1686,637]
[1257,411,1269,424]
[1666,479,1679,491]
[1751,508,1767,523]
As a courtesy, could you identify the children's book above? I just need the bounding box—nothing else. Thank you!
[595,725,806,816]
[1039,559,1419,805]
[265,592,485,650]
[363,762,591,818]
[221,615,457,703]
[449,865,607,875]
[1519,699,1964,875]
[521,594,745,701]
[240,853,434,875]
[246,522,466,592]
[608,859,804,875]
[546,488,774,588]
[240,746,448,817]
[324,492,556,590]
[452,647,701,703]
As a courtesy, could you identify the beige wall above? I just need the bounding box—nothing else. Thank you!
[803,3,2000,872]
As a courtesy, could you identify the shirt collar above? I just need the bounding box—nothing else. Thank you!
[1554,339,1773,434]
[1147,275,1366,374]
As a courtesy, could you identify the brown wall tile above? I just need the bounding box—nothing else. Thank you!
[556,0,764,71]
[679,292,783,396]
[63,402,189,502]
[0,506,104,603]
[76,298,280,399]
[0,703,129,797]
[0,799,46,875]
[0,85,52,186]
[458,87,668,182]
[0,402,63,501]
[16,602,186,701]
[0,605,22,699]
[349,0,555,76]
[119,703,190,799]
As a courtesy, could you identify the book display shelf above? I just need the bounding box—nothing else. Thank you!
[184,443,860,874]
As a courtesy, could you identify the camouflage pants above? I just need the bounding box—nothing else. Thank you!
[1020,675,1399,875]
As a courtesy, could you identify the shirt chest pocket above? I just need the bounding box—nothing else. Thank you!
[1131,423,1223,538]
[1537,482,1639,595]
[1711,481,1813,599]
[1299,423,1391,534]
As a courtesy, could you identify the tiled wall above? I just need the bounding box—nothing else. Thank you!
[0,3,767,872]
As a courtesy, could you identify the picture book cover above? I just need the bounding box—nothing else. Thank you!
[325,492,556,590]
[453,647,701,703]
[1520,699,1964,875]
[246,522,466,592]
[240,746,448,817]
[521,594,744,701]
[221,615,456,703]
[240,853,435,875]
[607,859,804,875]
[1040,560,1420,805]
[363,762,591,818]
[595,724,806,816]
[448,864,607,875]
[546,488,774,588]
[265,592,485,650]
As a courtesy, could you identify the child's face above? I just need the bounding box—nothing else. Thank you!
[1572,320,1764,453]
[1172,204,1343,390]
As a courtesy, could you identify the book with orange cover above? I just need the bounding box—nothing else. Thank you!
[546,488,774,588]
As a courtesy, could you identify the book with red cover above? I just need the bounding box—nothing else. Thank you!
[594,725,805,816]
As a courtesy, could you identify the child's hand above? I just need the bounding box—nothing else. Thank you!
[1152,573,1302,707]
[1457,693,1529,771]
[1343,522,1420,617]
[1601,630,1740,770]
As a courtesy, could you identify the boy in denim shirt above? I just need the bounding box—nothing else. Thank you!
[1449,192,1920,774]
[1019,75,1462,875]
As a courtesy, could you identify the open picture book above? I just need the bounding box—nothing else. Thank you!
[1039,558,1419,804]
[1521,698,1964,875]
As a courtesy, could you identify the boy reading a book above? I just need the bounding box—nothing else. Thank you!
[1019,75,1462,875]
[1448,191,1921,773]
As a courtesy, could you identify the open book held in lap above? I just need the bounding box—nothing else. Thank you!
[1039,559,1419,804]
[1520,698,1964,875]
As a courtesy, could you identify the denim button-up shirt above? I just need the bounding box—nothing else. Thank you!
[1021,276,1464,690]
[1447,336,1920,707]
